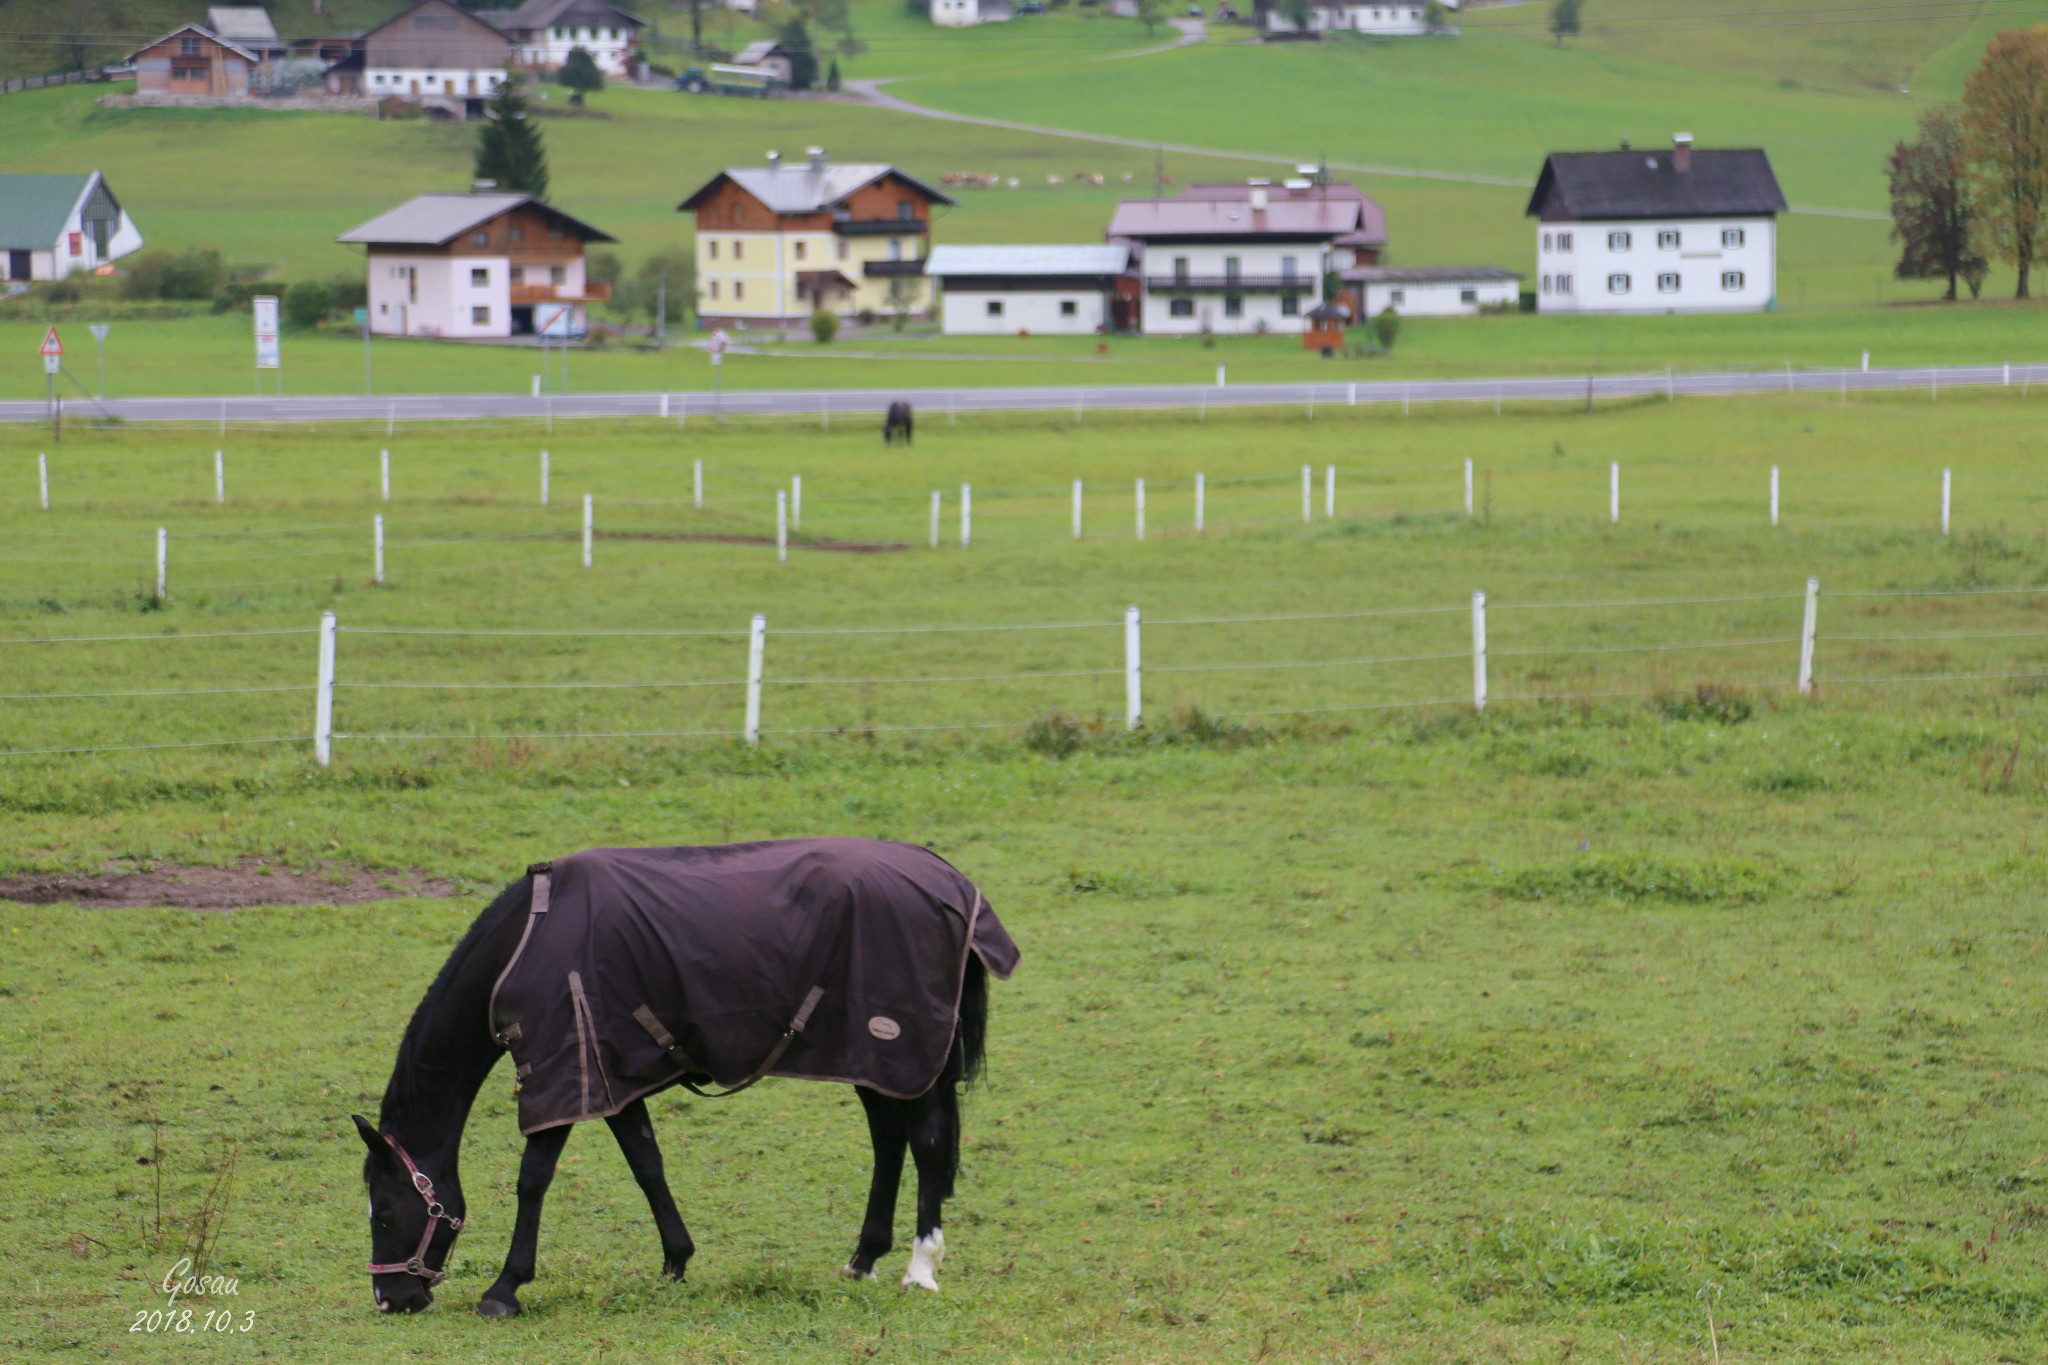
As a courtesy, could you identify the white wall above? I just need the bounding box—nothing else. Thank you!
[930,0,981,25]
[1266,2,1439,35]
[520,26,637,75]
[368,254,511,338]
[1362,277,1517,317]
[1137,241,1325,334]
[365,66,506,100]
[1535,217,1774,314]
[1140,290,1310,335]
[941,288,1105,334]
[16,188,145,279]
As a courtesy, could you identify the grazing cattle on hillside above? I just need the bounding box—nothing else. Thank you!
[884,401,914,446]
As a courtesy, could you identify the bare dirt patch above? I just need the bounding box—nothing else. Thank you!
[0,860,467,910]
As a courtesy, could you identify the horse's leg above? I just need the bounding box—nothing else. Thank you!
[478,1123,572,1319]
[843,1086,907,1280]
[604,1096,694,1282]
[901,1080,957,1291]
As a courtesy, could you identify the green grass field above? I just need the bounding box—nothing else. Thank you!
[7,394,2048,1360]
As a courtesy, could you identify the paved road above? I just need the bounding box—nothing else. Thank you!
[4,364,2036,426]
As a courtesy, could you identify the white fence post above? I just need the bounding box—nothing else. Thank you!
[1195,472,1205,533]
[1301,465,1312,523]
[776,490,788,563]
[791,475,802,530]
[373,514,385,585]
[38,453,48,510]
[1124,604,1142,731]
[1770,466,1780,527]
[1609,462,1620,525]
[540,449,550,506]
[582,494,594,569]
[930,490,941,549]
[380,448,390,501]
[1471,590,1487,712]
[1798,576,1819,696]
[961,484,972,549]
[1072,479,1083,540]
[315,610,336,767]
[1941,468,1952,535]
[744,613,766,745]
[215,448,225,504]
[1325,464,1335,518]
[155,527,167,600]
[693,458,703,510]
[1135,477,1146,541]
[1463,458,1473,518]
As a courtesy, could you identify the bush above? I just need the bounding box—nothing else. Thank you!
[282,281,333,329]
[328,276,367,313]
[586,249,622,287]
[121,247,226,301]
[809,309,840,343]
[856,307,877,326]
[1370,305,1401,351]
[211,281,265,314]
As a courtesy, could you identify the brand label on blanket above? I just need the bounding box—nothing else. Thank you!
[867,1016,902,1041]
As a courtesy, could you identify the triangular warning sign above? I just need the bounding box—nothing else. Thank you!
[39,326,62,357]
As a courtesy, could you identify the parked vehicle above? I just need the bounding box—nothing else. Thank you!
[674,65,783,98]
[1017,1,1046,13]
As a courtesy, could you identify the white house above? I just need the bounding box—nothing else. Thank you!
[1259,0,1456,36]
[338,189,615,339]
[1527,136,1785,315]
[1107,179,1385,335]
[328,0,513,118]
[1347,266,1519,317]
[496,0,644,77]
[925,245,1132,334]
[0,172,144,283]
[931,0,980,25]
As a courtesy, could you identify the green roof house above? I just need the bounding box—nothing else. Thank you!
[0,173,144,284]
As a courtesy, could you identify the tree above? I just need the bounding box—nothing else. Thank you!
[1423,0,1451,33]
[1549,0,1581,47]
[826,57,841,92]
[283,281,334,329]
[780,19,819,90]
[1962,26,2048,299]
[1279,0,1313,34]
[1370,305,1401,351]
[1136,0,1166,37]
[474,79,549,200]
[610,248,697,336]
[687,0,705,53]
[1887,105,1986,301]
[557,46,604,105]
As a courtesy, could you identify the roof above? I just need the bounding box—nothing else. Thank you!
[498,0,646,30]
[925,244,1130,277]
[0,173,101,250]
[1173,179,1385,243]
[1345,266,1521,283]
[206,7,280,44]
[1526,148,1786,222]
[337,192,615,246]
[125,23,260,63]
[733,40,789,64]
[1106,196,1371,240]
[678,163,955,214]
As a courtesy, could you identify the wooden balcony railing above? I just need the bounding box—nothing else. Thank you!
[510,281,610,304]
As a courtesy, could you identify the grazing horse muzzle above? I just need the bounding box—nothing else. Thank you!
[363,1129,462,1310]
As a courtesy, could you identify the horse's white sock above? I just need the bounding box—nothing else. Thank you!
[901,1230,944,1291]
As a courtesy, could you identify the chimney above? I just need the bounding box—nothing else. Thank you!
[472,178,497,192]
[1249,185,1268,212]
[1672,133,1693,172]
[807,146,827,174]
[766,150,781,171]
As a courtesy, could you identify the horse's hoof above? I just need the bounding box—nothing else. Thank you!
[900,1231,943,1292]
[663,1261,689,1284]
[841,1261,876,1281]
[900,1269,940,1292]
[477,1297,520,1320]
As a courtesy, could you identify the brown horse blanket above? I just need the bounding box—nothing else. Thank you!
[488,839,1019,1134]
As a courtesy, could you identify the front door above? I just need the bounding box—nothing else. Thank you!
[5,250,29,280]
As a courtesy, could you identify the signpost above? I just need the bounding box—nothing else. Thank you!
[253,295,281,394]
[539,304,572,393]
[39,326,61,433]
[709,328,728,412]
[88,322,109,397]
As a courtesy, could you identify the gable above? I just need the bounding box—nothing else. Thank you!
[1526,149,1786,222]
[364,0,510,68]
[0,174,95,249]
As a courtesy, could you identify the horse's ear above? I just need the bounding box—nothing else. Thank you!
[352,1114,392,1162]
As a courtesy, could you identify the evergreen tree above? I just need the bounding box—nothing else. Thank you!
[475,79,550,200]
[826,57,841,92]
[780,19,819,90]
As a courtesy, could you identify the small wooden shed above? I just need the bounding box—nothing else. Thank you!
[1302,301,1349,355]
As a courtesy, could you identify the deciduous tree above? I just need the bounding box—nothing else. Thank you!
[1137,0,1166,37]
[1962,26,2048,299]
[1887,105,1985,301]
[557,46,604,105]
[1549,0,1581,47]
[474,79,549,201]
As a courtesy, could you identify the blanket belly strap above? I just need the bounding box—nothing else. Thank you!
[673,985,828,1100]
[631,1004,705,1073]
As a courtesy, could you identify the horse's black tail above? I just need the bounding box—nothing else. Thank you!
[955,954,989,1089]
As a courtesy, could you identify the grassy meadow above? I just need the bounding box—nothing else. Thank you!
[6,394,2048,1360]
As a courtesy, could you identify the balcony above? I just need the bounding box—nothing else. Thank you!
[832,218,929,237]
[510,281,610,304]
[862,260,926,278]
[1146,276,1314,292]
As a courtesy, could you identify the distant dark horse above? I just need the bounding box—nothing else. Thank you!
[354,839,1016,1317]
[883,400,914,445]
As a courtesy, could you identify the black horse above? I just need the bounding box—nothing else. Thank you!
[883,400,914,445]
[354,839,1016,1317]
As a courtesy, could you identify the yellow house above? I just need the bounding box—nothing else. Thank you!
[679,148,954,327]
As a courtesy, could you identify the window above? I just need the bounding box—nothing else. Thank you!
[1541,274,1552,294]
[1542,232,1552,252]
[550,265,565,286]
[470,230,488,248]
[986,300,1004,317]
[508,226,523,244]
[1558,274,1573,295]
[888,239,903,262]
[548,228,564,243]
[1224,256,1241,284]
[472,306,490,325]
[179,35,201,55]
[470,268,489,286]
[1608,273,1631,294]
[1459,288,1477,304]
[835,240,849,262]
[707,240,719,260]
[1608,231,1631,251]
[735,282,745,300]
[1172,256,1189,285]
[1658,230,1680,250]
[794,241,807,261]
[1223,296,1243,318]
[1657,272,1680,293]
[1060,300,1077,317]
[1280,295,1299,316]
[1722,270,1745,291]
[708,281,719,300]
[1722,228,1745,249]
[728,206,742,225]
[1558,232,1573,251]
[1390,289,1405,305]
[1281,255,1298,281]
[733,240,744,260]
[1169,298,1194,318]
[897,201,915,221]
[374,73,385,84]
[172,61,208,81]
[511,267,524,284]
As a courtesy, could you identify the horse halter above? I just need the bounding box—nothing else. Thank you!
[366,1133,463,1286]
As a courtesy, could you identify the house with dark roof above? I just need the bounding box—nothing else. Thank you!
[338,187,615,339]
[325,0,513,118]
[1107,177,1384,335]
[1526,135,1786,314]
[680,148,956,327]
[492,0,644,77]
[0,173,143,283]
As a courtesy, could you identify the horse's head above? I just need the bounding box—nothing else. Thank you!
[353,1115,465,1314]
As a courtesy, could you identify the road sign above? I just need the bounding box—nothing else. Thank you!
[89,323,109,343]
[353,307,367,324]
[44,353,59,374]
[253,296,280,370]
[709,328,729,357]
[39,326,62,357]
